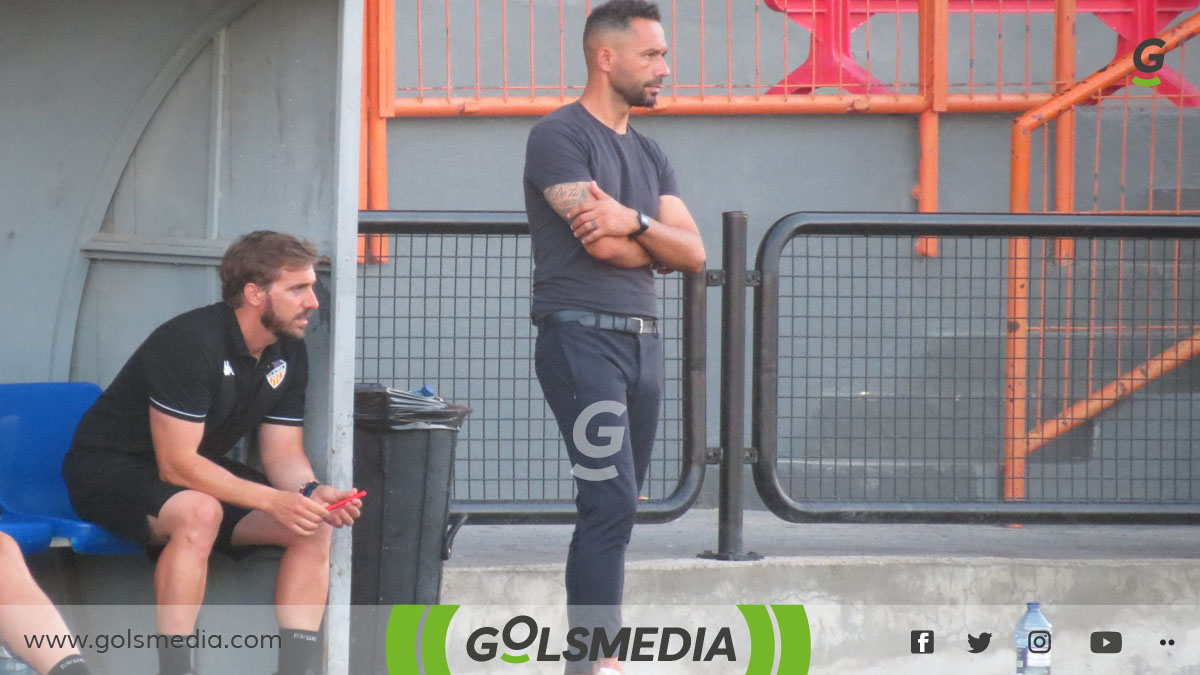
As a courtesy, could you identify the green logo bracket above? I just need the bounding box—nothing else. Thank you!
[738,604,812,675]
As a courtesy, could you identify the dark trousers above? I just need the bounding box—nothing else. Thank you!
[534,321,663,670]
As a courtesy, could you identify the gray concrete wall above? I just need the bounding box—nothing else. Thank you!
[1,1,343,672]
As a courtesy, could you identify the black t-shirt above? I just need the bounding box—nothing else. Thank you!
[523,102,679,319]
[70,302,308,459]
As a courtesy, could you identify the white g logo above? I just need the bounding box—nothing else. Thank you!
[570,400,627,481]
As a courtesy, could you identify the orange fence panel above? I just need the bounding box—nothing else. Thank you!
[1006,14,1200,498]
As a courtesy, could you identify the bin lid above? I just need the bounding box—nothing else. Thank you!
[353,383,471,431]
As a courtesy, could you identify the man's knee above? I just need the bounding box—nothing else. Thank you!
[159,492,223,548]
[577,480,639,530]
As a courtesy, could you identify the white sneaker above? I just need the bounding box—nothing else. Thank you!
[596,668,622,675]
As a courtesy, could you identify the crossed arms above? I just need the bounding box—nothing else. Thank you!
[543,181,706,275]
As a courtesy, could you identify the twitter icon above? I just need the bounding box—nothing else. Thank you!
[968,633,993,653]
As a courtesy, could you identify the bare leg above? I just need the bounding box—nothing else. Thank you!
[230,510,332,630]
[0,532,84,673]
[147,491,223,635]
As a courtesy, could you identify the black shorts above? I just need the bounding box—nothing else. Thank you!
[63,447,271,559]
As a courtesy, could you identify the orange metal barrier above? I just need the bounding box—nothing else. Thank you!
[361,1,1195,258]
[359,0,391,263]
[381,0,1196,115]
[1005,13,1200,499]
[1011,14,1200,215]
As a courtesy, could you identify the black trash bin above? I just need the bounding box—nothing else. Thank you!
[349,384,469,673]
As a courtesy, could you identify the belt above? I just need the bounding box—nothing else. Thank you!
[535,310,659,335]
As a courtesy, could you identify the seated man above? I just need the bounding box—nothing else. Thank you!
[62,231,361,675]
[0,531,92,674]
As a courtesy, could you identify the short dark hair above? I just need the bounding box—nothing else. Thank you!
[583,0,661,49]
[220,230,318,307]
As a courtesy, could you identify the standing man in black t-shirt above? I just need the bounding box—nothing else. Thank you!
[62,231,361,675]
[523,2,706,673]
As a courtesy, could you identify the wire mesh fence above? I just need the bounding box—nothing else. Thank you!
[355,222,690,506]
[765,225,1200,507]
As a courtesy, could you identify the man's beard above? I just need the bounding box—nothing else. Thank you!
[615,76,662,108]
[261,295,307,340]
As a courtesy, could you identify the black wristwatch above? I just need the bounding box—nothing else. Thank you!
[299,481,321,498]
[628,211,651,240]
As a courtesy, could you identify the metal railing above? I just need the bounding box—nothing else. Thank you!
[374,0,1199,115]
[747,212,1200,525]
[356,211,707,525]
[1011,13,1200,221]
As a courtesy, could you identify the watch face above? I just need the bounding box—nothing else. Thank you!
[639,213,651,227]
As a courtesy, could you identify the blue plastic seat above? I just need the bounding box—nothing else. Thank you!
[0,513,53,554]
[0,382,140,555]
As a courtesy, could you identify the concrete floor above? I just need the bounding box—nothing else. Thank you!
[445,508,1200,568]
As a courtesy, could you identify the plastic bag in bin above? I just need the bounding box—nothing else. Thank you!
[353,383,471,431]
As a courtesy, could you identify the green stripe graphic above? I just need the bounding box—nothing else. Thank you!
[386,604,459,675]
[420,605,459,674]
[738,604,776,675]
[385,605,429,673]
[771,604,811,675]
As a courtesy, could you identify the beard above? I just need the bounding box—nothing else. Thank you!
[261,295,308,340]
[614,75,662,108]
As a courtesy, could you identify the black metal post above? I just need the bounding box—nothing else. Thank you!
[701,212,762,561]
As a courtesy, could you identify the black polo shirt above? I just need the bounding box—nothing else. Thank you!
[71,302,308,459]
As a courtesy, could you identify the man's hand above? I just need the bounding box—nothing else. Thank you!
[568,181,638,245]
[310,485,363,528]
[263,489,330,536]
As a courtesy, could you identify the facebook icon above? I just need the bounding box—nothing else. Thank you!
[911,630,936,654]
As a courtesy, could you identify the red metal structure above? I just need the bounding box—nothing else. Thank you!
[765,0,1199,98]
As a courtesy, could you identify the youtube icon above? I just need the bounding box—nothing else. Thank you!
[1091,631,1122,654]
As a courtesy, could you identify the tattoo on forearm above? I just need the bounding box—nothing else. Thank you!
[544,182,592,220]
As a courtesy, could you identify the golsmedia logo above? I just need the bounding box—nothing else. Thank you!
[466,615,735,664]
[1132,37,1166,88]
[386,604,811,674]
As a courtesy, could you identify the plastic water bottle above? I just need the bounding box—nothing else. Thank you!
[0,644,33,675]
[1016,602,1052,675]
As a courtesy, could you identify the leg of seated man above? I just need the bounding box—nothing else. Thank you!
[65,449,214,675]
[147,491,224,637]
[231,511,332,675]
[0,533,91,674]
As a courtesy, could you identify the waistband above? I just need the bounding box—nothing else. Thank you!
[534,310,658,335]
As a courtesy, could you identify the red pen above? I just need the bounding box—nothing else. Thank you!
[325,489,367,511]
